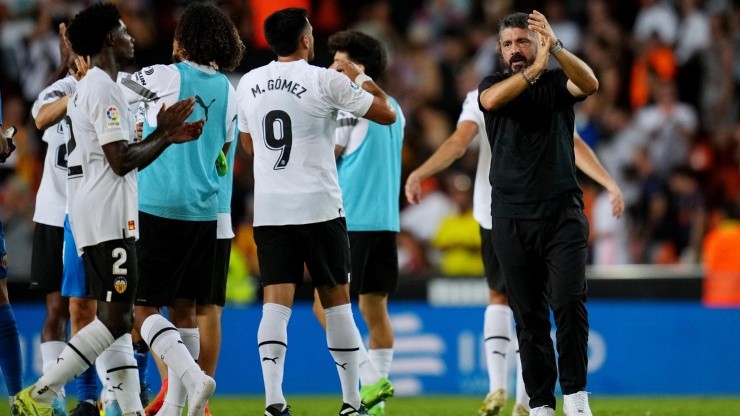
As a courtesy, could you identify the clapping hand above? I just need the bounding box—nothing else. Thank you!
[156,98,205,144]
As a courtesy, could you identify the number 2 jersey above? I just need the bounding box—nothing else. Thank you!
[66,67,137,253]
[236,60,374,226]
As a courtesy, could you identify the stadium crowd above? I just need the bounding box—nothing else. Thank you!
[0,0,738,285]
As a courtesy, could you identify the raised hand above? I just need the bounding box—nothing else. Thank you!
[72,55,91,80]
[335,61,363,83]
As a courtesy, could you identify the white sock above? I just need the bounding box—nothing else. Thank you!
[163,328,201,411]
[325,304,361,409]
[40,341,67,399]
[358,342,382,386]
[95,357,115,405]
[99,334,142,414]
[140,315,200,380]
[368,348,394,379]
[258,303,290,408]
[484,304,512,394]
[33,319,114,403]
[513,333,529,407]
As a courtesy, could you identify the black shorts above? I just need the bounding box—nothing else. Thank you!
[30,222,64,292]
[82,238,138,303]
[254,217,350,288]
[348,231,398,295]
[135,212,216,307]
[480,226,505,293]
[196,238,231,307]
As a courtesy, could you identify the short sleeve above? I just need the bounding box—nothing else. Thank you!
[458,90,483,128]
[32,77,75,119]
[334,111,356,148]
[119,65,177,105]
[225,84,237,143]
[92,87,129,146]
[319,69,374,118]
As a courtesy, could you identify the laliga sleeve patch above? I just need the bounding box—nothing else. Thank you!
[106,105,121,129]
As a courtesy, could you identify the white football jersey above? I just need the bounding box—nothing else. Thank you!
[236,60,374,226]
[31,75,77,227]
[458,89,493,230]
[66,67,138,253]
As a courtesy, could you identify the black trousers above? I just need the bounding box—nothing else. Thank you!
[491,206,590,410]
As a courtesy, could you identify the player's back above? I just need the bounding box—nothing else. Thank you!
[237,59,372,226]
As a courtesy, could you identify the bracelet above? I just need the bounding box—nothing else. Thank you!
[550,39,564,55]
[521,70,537,86]
[354,73,372,86]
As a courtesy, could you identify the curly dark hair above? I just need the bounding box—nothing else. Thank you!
[328,30,387,80]
[175,3,244,71]
[67,2,121,57]
[264,8,308,57]
[498,12,529,33]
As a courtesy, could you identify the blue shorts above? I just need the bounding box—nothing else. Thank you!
[61,215,90,298]
[0,221,7,279]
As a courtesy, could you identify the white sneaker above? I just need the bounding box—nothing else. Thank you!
[529,406,554,416]
[184,371,216,416]
[563,391,593,416]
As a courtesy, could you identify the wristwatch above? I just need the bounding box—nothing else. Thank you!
[550,39,564,55]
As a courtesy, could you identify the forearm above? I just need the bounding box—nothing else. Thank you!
[107,130,171,176]
[575,138,616,191]
[412,141,466,182]
[479,71,532,111]
[35,97,70,130]
[554,49,598,94]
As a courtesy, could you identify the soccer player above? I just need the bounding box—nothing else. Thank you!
[310,30,403,416]
[236,7,396,416]
[406,87,624,416]
[12,4,207,416]
[478,11,599,416]
[119,4,243,416]
[0,93,21,413]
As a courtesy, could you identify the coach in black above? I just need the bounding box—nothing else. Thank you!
[478,10,599,416]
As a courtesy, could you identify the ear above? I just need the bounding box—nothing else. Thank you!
[105,30,116,47]
[300,34,310,49]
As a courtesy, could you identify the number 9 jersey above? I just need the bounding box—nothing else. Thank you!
[236,60,373,227]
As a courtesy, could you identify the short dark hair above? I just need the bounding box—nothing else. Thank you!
[67,2,121,57]
[498,12,529,33]
[328,30,387,80]
[264,8,308,57]
[175,3,244,71]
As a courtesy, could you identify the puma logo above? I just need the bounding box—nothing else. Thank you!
[493,351,507,358]
[56,357,64,363]
[194,95,216,121]
[262,356,279,364]
[112,382,124,391]
[335,362,348,370]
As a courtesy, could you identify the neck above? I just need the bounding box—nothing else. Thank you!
[277,50,308,63]
[92,48,120,81]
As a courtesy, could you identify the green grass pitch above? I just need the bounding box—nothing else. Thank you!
[205,395,740,416]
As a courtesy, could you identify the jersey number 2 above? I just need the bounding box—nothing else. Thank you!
[112,247,127,275]
[262,110,292,170]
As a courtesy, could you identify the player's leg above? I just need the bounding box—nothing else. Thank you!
[143,348,167,416]
[133,212,215,416]
[62,216,101,416]
[512,334,530,416]
[545,207,591,416]
[0,278,22,408]
[30,222,69,414]
[131,329,151,407]
[308,218,364,414]
[253,224,301,415]
[479,226,510,416]
[196,237,231,378]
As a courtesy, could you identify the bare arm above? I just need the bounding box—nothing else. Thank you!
[35,96,70,130]
[338,61,396,125]
[405,120,479,204]
[334,144,344,160]
[574,132,624,217]
[103,98,203,176]
[239,132,254,157]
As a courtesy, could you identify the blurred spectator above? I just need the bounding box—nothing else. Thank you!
[702,200,740,306]
[633,0,679,46]
[0,175,34,277]
[543,0,582,58]
[674,0,710,109]
[700,11,735,136]
[629,31,676,109]
[429,172,482,276]
[400,176,455,244]
[668,166,707,263]
[633,79,697,176]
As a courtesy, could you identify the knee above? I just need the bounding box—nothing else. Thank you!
[69,299,96,328]
[47,298,70,323]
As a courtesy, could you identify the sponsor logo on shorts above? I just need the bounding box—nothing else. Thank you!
[114,276,128,294]
[128,220,136,231]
